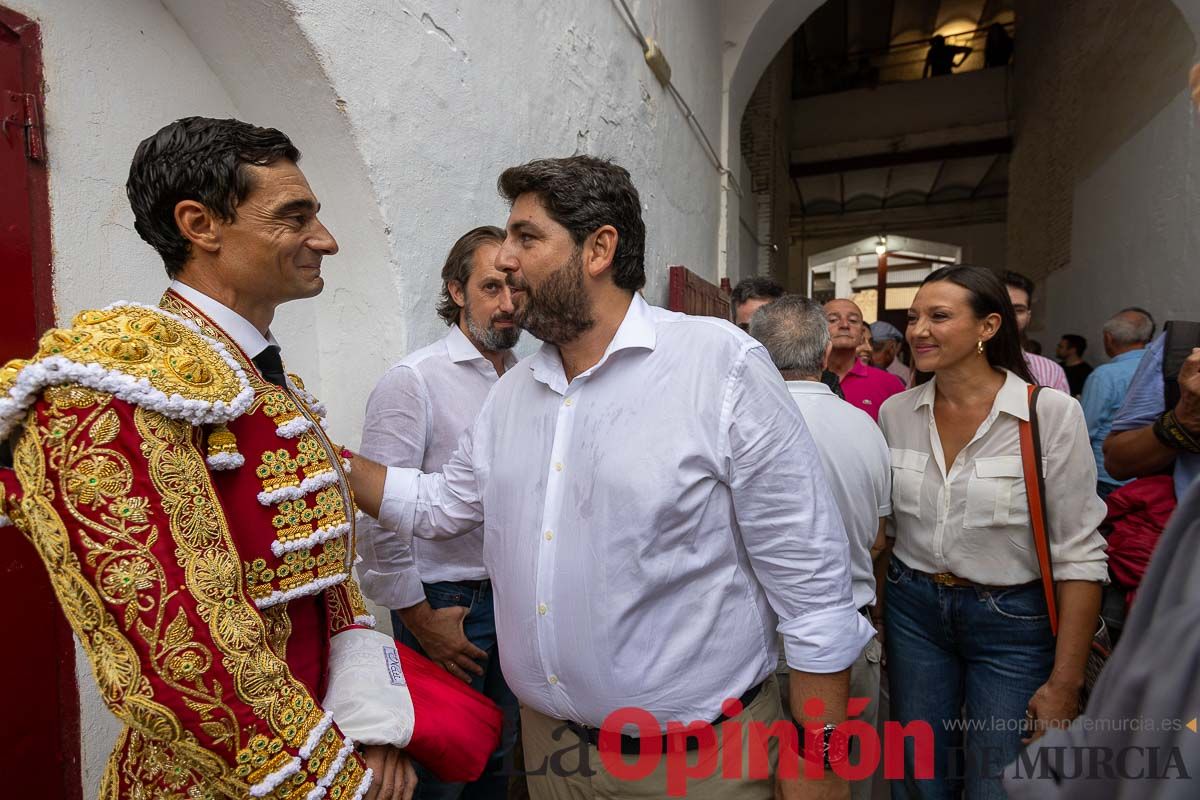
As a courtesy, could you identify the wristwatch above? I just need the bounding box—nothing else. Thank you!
[797,722,850,770]
[821,723,850,770]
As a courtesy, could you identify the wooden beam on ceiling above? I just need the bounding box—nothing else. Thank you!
[926,159,947,202]
[970,153,1001,199]
[789,136,1012,178]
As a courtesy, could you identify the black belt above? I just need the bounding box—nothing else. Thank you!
[564,680,765,755]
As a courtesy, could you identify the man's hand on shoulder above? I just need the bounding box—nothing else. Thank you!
[362,745,416,800]
[398,601,487,683]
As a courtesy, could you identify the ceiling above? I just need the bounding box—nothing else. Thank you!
[792,0,1017,96]
[793,149,1010,216]
[785,0,1016,219]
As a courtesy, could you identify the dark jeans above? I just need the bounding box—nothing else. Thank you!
[392,581,520,800]
[885,557,1056,800]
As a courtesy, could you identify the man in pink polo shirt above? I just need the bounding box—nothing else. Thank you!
[824,298,906,422]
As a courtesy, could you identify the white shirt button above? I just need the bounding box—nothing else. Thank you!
[538,603,548,615]
[564,397,574,407]
[544,530,554,541]
[554,462,563,472]
[548,675,558,685]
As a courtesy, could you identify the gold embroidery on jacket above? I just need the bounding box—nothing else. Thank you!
[116,727,221,800]
[14,402,242,796]
[136,407,327,794]
[261,605,292,663]
[326,579,372,632]
[15,392,339,797]
[0,305,245,410]
[159,291,359,607]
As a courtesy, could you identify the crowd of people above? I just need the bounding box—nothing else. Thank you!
[1,111,1199,800]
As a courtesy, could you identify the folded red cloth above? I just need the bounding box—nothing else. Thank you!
[396,640,504,783]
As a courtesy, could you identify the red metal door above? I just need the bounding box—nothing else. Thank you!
[0,7,81,800]
[666,265,730,319]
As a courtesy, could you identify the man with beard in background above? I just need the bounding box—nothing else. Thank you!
[357,226,522,799]
[348,155,870,799]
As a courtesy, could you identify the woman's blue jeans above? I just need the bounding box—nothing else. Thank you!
[884,557,1056,799]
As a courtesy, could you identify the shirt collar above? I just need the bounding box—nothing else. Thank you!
[445,323,484,363]
[847,360,871,378]
[785,379,834,396]
[1111,349,1144,363]
[444,322,519,371]
[915,369,1030,421]
[168,280,277,358]
[529,293,656,391]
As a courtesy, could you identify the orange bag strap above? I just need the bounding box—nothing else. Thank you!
[1018,383,1059,635]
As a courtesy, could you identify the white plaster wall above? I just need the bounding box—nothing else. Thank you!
[9,0,236,319]
[4,0,242,793]
[1041,88,1200,362]
[284,0,724,379]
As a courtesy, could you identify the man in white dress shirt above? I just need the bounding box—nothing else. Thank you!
[349,156,872,800]
[750,296,893,800]
[357,226,521,798]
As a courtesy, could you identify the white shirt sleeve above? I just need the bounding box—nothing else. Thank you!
[875,431,893,518]
[1042,393,1109,582]
[724,346,875,673]
[378,424,485,544]
[356,366,429,610]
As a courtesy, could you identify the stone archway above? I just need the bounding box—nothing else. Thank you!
[721,0,1200,325]
[720,0,824,285]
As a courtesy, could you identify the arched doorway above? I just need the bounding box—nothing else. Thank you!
[723,0,1200,352]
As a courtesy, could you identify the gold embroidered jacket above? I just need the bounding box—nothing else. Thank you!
[0,292,375,799]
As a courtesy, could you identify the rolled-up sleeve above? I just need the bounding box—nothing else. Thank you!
[725,346,874,672]
[357,366,430,610]
[378,426,485,544]
[1046,396,1110,582]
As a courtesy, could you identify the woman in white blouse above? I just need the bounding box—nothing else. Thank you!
[877,266,1107,800]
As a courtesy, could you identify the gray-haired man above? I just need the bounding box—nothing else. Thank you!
[1080,307,1155,498]
[869,320,912,386]
[750,295,892,800]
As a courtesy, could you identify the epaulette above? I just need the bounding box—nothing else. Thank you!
[0,302,254,440]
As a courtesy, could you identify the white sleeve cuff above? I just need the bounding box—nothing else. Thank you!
[779,605,876,673]
[358,568,428,612]
[378,467,421,534]
[1052,560,1110,585]
[322,628,415,747]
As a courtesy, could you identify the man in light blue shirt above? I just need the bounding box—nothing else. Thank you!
[1080,309,1155,497]
[1105,318,1200,500]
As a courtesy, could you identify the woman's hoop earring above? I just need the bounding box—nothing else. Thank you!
[977,340,985,355]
